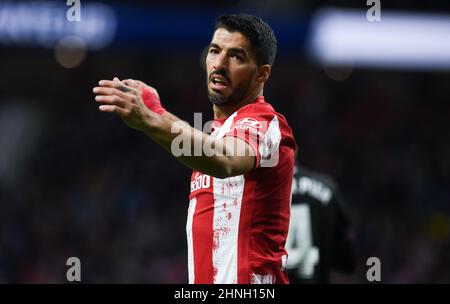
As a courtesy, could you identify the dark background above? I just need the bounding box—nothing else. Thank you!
[0,0,449,283]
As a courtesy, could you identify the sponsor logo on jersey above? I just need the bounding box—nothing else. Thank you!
[236,117,263,128]
[230,124,265,138]
[229,118,266,139]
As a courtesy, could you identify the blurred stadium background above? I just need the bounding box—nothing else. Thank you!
[0,0,449,283]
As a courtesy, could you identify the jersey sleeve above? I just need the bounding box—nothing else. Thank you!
[221,107,295,169]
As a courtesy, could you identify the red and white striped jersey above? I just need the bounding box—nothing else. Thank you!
[187,96,297,284]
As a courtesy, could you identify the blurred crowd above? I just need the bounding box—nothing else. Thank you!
[0,49,449,283]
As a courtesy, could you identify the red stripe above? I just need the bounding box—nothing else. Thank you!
[191,191,215,283]
[237,179,256,283]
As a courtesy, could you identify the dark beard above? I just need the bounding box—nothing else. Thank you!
[207,80,251,106]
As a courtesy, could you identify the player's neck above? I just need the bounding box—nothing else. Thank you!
[213,89,262,120]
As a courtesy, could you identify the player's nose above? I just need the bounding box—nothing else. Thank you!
[212,52,228,71]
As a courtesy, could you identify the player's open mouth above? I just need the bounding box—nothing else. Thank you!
[210,75,229,91]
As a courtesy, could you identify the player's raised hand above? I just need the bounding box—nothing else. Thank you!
[93,77,156,131]
[123,78,167,115]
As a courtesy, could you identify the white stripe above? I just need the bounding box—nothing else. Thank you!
[259,115,281,168]
[250,273,276,284]
[214,112,237,139]
[186,197,197,284]
[212,175,245,283]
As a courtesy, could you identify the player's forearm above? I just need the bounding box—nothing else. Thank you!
[161,111,183,123]
[142,112,249,178]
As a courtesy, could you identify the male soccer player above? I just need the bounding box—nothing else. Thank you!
[93,14,297,284]
[286,164,356,283]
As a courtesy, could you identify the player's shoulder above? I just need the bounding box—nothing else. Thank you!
[236,96,293,130]
[235,96,297,151]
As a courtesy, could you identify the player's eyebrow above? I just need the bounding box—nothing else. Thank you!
[209,43,249,59]
[208,42,221,50]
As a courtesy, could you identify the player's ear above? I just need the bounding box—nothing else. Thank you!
[256,64,271,83]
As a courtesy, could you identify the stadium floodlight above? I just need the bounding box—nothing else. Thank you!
[308,8,450,70]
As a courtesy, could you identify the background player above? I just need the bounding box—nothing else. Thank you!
[285,163,357,283]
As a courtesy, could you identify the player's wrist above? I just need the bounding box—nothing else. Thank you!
[152,105,167,115]
[140,108,163,133]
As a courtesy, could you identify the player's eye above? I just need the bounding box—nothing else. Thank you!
[231,54,243,61]
[209,48,219,54]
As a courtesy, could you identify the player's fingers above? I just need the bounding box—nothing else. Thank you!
[93,87,130,100]
[94,95,126,107]
[98,105,121,114]
[98,80,116,87]
[117,82,137,94]
[123,79,138,88]
[98,80,138,95]
[98,105,128,117]
[124,80,160,99]
[123,79,144,93]
[99,104,114,112]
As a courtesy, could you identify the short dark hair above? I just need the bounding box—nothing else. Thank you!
[214,14,277,67]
